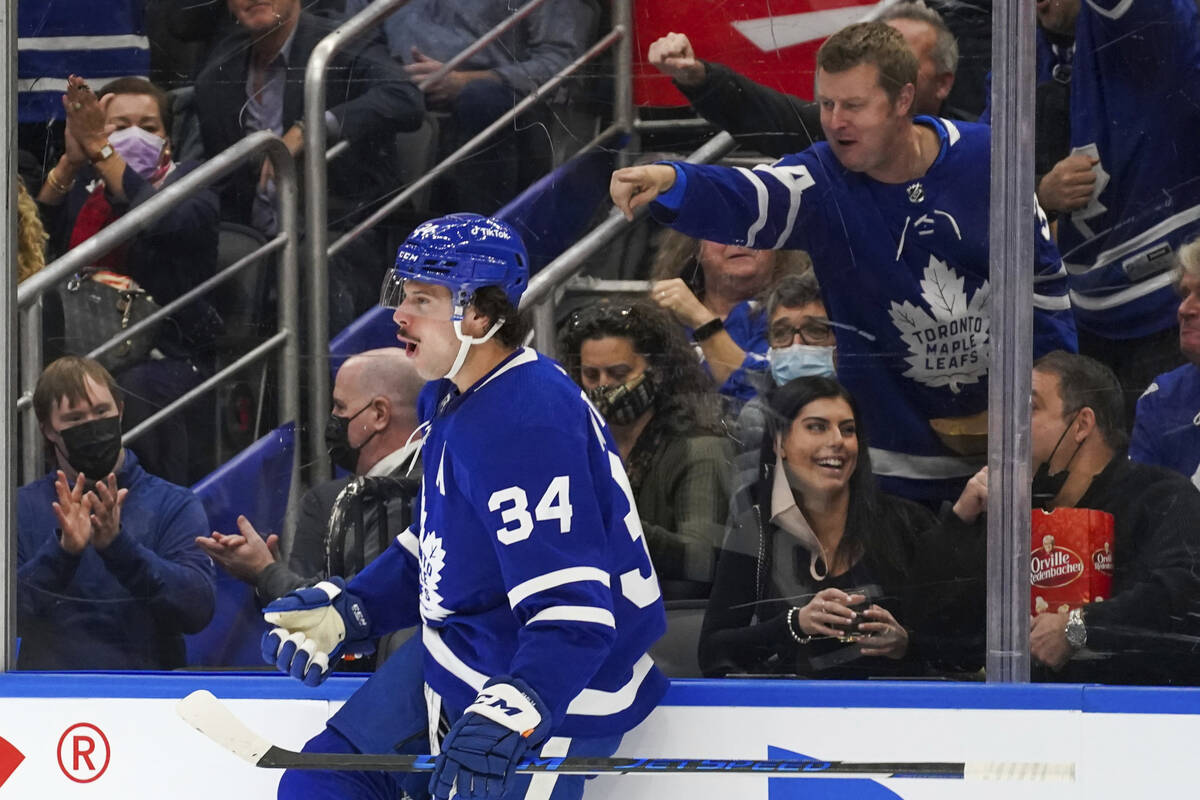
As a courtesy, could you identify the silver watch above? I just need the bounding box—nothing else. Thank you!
[1065,607,1087,649]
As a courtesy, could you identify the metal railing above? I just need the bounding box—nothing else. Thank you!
[520,131,737,356]
[302,0,631,476]
[12,130,303,554]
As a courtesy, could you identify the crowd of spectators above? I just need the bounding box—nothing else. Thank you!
[12,1,1200,694]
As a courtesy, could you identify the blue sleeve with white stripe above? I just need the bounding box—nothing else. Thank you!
[652,155,821,252]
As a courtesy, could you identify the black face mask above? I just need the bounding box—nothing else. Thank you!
[1032,409,1084,509]
[58,416,123,479]
[587,373,657,426]
[325,402,378,473]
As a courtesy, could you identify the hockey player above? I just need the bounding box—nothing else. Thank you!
[612,22,1078,504]
[260,214,669,800]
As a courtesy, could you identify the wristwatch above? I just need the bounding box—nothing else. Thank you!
[692,317,724,342]
[90,142,115,163]
[1065,607,1087,650]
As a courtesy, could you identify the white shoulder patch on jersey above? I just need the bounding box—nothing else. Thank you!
[1140,381,1160,399]
[943,119,961,146]
[888,256,990,393]
[436,442,447,496]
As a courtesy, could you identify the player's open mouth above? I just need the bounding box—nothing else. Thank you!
[395,332,419,357]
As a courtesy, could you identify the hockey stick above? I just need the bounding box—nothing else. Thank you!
[177,690,1073,782]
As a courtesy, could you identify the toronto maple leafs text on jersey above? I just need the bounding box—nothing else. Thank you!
[344,348,668,737]
[651,117,1078,502]
[1052,0,1200,338]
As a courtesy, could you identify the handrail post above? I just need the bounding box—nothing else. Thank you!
[987,0,1036,683]
[302,0,410,481]
[613,0,634,169]
[275,135,304,555]
[20,302,43,486]
[2,0,17,673]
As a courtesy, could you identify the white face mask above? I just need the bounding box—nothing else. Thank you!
[768,343,836,386]
[108,126,167,180]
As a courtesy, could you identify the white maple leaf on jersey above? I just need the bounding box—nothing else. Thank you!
[888,256,990,393]
[418,530,450,622]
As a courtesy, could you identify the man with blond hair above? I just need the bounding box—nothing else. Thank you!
[613,22,1076,504]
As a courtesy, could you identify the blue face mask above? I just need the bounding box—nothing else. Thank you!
[768,344,836,385]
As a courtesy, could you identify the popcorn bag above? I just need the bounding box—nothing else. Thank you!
[1030,508,1114,616]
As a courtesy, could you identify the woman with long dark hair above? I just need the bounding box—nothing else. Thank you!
[699,376,935,678]
[560,300,733,600]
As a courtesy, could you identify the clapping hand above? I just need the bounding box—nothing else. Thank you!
[195,515,281,584]
[52,470,92,555]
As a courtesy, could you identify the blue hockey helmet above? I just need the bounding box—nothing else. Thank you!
[381,214,529,312]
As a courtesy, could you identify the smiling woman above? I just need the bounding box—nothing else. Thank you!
[699,376,938,679]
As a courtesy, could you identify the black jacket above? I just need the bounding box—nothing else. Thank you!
[919,457,1200,684]
[676,61,977,160]
[193,11,424,227]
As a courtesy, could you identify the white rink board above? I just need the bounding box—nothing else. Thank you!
[1,675,1199,798]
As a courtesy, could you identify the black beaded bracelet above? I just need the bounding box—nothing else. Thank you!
[787,607,813,645]
[692,317,724,342]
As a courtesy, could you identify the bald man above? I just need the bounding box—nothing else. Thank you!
[198,348,426,604]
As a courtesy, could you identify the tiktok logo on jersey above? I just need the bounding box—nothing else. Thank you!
[419,530,450,622]
[888,256,990,393]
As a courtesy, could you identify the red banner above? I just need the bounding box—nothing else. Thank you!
[633,0,881,106]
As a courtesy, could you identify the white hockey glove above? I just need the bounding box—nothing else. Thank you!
[261,578,374,686]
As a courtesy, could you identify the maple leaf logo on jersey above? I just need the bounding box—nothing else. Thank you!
[419,530,450,622]
[888,256,990,393]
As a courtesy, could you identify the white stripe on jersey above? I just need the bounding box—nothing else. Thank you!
[869,447,983,479]
[477,347,539,392]
[566,653,655,717]
[423,625,488,692]
[507,567,611,608]
[1063,203,1200,275]
[734,167,771,247]
[1033,291,1073,311]
[1069,269,1177,311]
[527,605,616,628]
[18,35,150,50]
[526,737,572,800]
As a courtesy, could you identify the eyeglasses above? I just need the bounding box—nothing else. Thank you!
[768,317,835,347]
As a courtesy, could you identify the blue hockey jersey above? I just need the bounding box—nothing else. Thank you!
[17,0,149,123]
[652,116,1078,501]
[348,348,668,737]
[1130,363,1200,489]
[1053,0,1200,338]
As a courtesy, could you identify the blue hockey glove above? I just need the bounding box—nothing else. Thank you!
[261,578,374,686]
[430,676,552,800]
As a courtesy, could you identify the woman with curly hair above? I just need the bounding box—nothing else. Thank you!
[560,299,733,600]
[17,177,48,283]
[650,229,810,403]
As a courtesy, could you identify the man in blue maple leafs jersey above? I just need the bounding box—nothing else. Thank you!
[613,21,1078,504]
[261,213,668,800]
[1034,0,1200,422]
